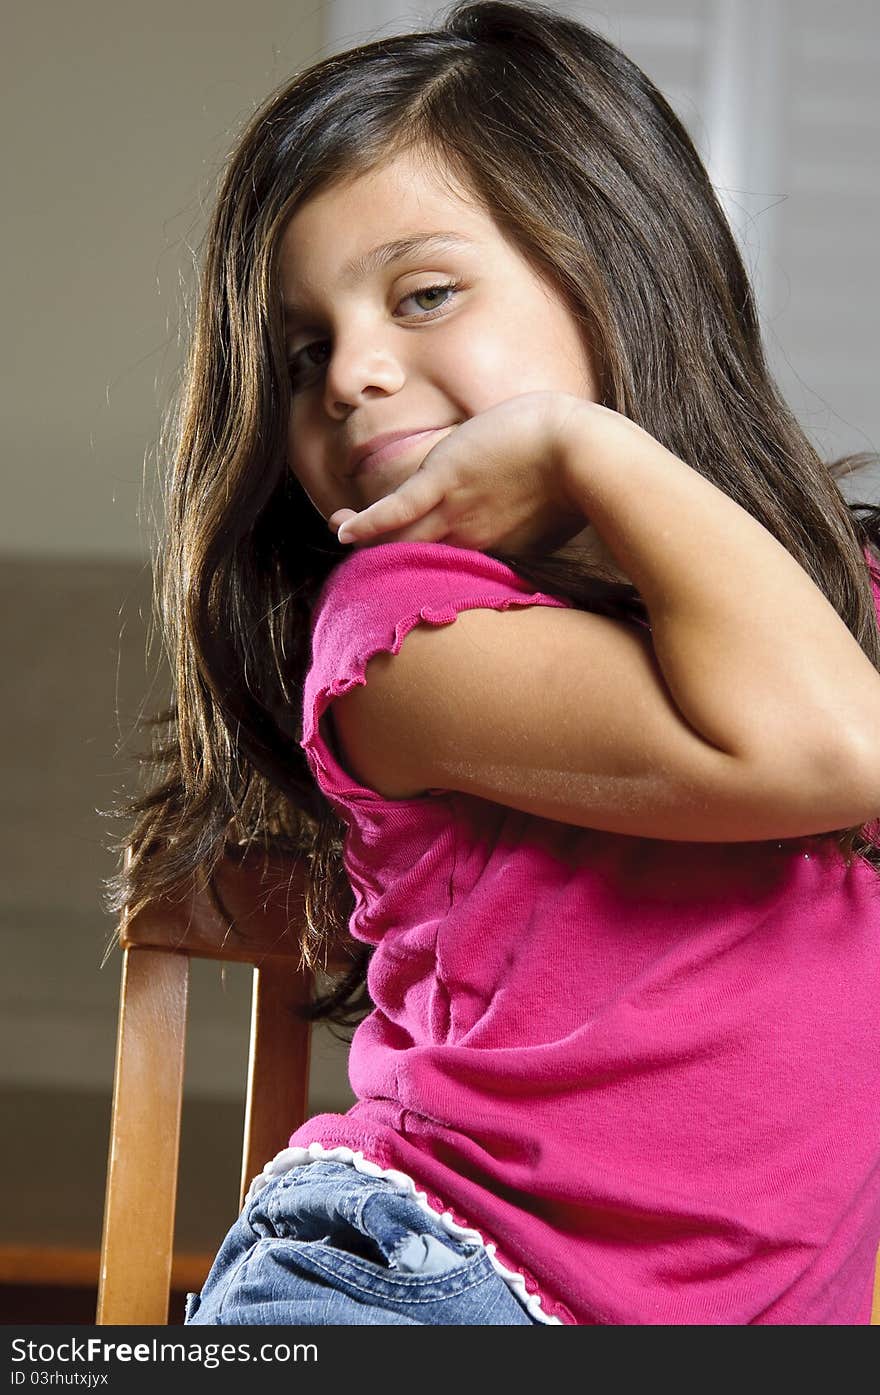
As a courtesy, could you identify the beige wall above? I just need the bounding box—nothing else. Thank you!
[2,1,327,560]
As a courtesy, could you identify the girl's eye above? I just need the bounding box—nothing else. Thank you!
[398,281,459,315]
[286,280,460,388]
[288,341,332,383]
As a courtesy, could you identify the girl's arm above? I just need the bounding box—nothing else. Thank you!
[555,401,880,785]
[328,395,880,841]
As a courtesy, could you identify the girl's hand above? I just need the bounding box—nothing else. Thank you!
[327,390,590,556]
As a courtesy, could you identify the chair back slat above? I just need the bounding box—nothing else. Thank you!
[97,947,188,1325]
[240,963,314,1209]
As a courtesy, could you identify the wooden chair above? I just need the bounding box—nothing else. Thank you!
[96,844,351,1325]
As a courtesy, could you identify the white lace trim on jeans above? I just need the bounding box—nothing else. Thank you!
[242,1140,562,1326]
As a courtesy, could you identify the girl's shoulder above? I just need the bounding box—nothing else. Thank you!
[307,539,574,676]
[301,541,573,810]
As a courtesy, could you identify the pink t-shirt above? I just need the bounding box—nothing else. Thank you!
[283,539,880,1325]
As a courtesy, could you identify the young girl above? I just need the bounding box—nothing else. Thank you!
[109,1,880,1325]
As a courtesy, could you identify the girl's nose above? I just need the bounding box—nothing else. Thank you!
[322,334,407,412]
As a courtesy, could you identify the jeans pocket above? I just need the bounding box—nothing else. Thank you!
[248,1163,493,1302]
[306,1208,476,1278]
[387,1228,479,1276]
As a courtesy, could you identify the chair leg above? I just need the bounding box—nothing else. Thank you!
[97,946,188,1325]
[239,961,314,1211]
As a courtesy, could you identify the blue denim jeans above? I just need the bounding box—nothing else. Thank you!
[184,1160,541,1325]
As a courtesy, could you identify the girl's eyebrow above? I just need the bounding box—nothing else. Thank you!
[282,231,475,322]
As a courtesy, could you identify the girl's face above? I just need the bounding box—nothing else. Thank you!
[279,146,600,525]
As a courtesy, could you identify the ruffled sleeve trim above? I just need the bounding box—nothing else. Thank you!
[300,542,573,807]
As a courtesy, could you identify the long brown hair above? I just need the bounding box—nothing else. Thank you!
[102,0,880,1036]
